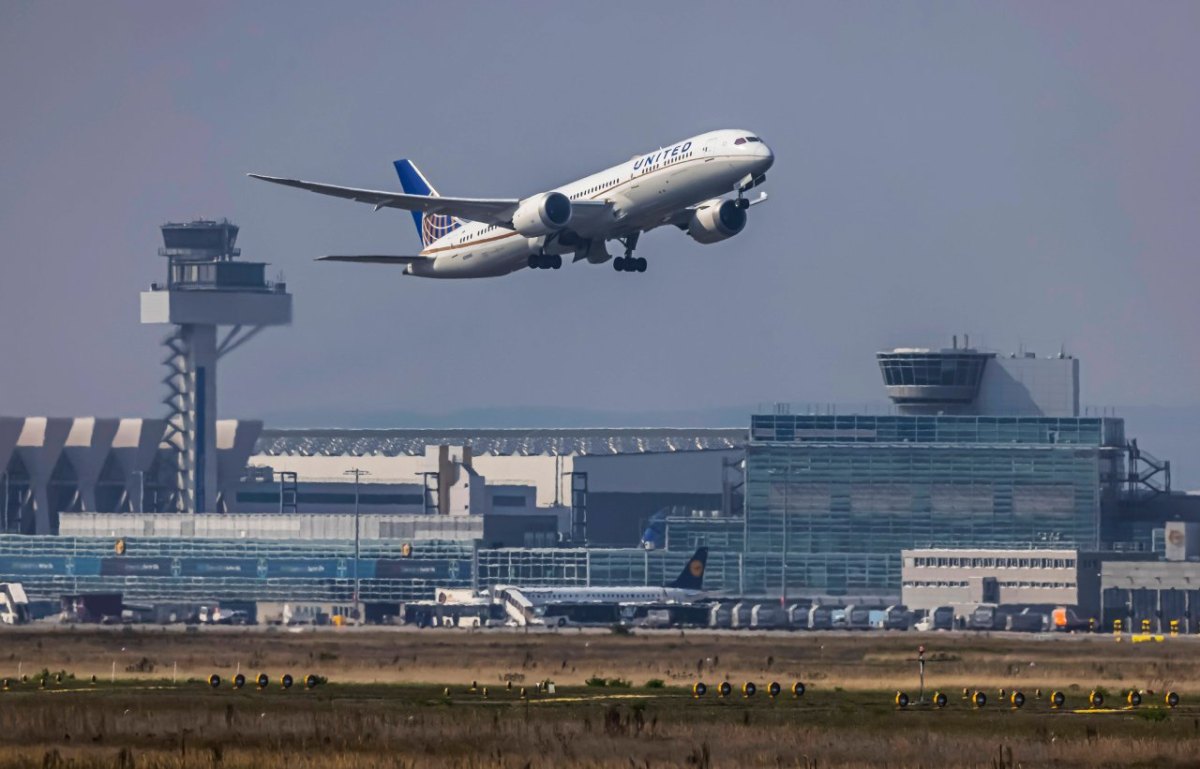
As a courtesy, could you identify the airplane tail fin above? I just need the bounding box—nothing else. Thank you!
[393,159,461,247]
[668,547,708,590]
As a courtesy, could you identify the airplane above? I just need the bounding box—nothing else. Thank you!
[249,129,773,279]
[495,547,708,608]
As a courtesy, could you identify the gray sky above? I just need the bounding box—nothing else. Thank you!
[2,2,1198,423]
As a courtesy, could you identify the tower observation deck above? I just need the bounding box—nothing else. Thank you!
[140,220,291,513]
[876,343,993,415]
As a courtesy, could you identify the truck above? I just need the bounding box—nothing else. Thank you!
[882,604,912,630]
[932,605,955,630]
[0,583,30,625]
[969,604,1005,631]
[1051,606,1092,632]
[840,604,873,631]
[807,604,833,630]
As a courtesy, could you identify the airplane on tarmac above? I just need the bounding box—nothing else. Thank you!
[249,129,773,279]
[497,547,709,608]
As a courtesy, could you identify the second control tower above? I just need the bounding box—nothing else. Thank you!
[141,220,291,513]
[877,335,1079,417]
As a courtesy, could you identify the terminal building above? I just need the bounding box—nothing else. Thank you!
[663,342,1137,601]
[244,427,744,546]
[2,229,1198,626]
[1,340,1194,612]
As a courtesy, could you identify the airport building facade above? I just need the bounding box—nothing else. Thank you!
[1100,522,1200,632]
[1,335,1196,614]
[664,345,1126,599]
[4,512,701,610]
[899,547,1107,617]
[666,414,1121,599]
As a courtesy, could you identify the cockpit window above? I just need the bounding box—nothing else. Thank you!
[734,137,746,145]
[746,137,762,143]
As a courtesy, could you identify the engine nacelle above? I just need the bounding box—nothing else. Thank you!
[687,198,747,244]
[512,191,572,236]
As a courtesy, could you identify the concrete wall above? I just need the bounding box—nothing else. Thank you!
[976,355,1079,417]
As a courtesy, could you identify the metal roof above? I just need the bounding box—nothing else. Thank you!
[255,427,747,457]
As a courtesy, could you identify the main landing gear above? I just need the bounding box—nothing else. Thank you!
[613,233,646,273]
[528,253,562,270]
[614,255,646,272]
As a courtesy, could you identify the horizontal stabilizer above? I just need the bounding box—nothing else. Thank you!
[317,255,429,265]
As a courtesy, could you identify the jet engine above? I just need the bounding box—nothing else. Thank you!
[512,191,572,236]
[686,198,747,244]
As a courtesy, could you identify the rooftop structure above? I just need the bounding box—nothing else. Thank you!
[0,417,261,534]
[878,336,1079,417]
[255,427,746,458]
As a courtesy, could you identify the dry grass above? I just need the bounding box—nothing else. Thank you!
[0,626,1196,694]
[0,683,1194,768]
[0,628,1193,767]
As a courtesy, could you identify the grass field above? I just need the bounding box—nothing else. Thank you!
[0,627,1195,768]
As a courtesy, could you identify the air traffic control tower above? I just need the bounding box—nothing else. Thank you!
[877,335,1080,417]
[141,220,291,513]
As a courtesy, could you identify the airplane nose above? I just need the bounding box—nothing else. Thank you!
[748,142,773,176]
[757,142,774,170]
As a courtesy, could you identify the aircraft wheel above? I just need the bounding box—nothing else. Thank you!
[635,257,647,272]
[528,254,539,269]
[613,257,626,272]
[552,255,562,269]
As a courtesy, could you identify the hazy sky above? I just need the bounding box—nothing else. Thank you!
[2,2,1198,423]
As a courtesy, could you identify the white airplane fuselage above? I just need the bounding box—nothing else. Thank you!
[509,585,700,607]
[407,129,773,278]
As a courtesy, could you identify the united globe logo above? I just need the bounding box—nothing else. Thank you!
[422,212,461,246]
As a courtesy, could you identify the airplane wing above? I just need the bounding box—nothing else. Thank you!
[249,174,520,226]
[317,254,429,265]
[564,199,618,232]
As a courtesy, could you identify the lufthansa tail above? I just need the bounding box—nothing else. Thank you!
[393,159,462,247]
[668,547,708,590]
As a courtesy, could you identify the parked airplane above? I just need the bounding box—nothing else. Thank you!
[249,129,773,278]
[497,547,708,609]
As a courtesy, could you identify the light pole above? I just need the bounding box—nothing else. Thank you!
[344,468,370,623]
[132,470,144,513]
